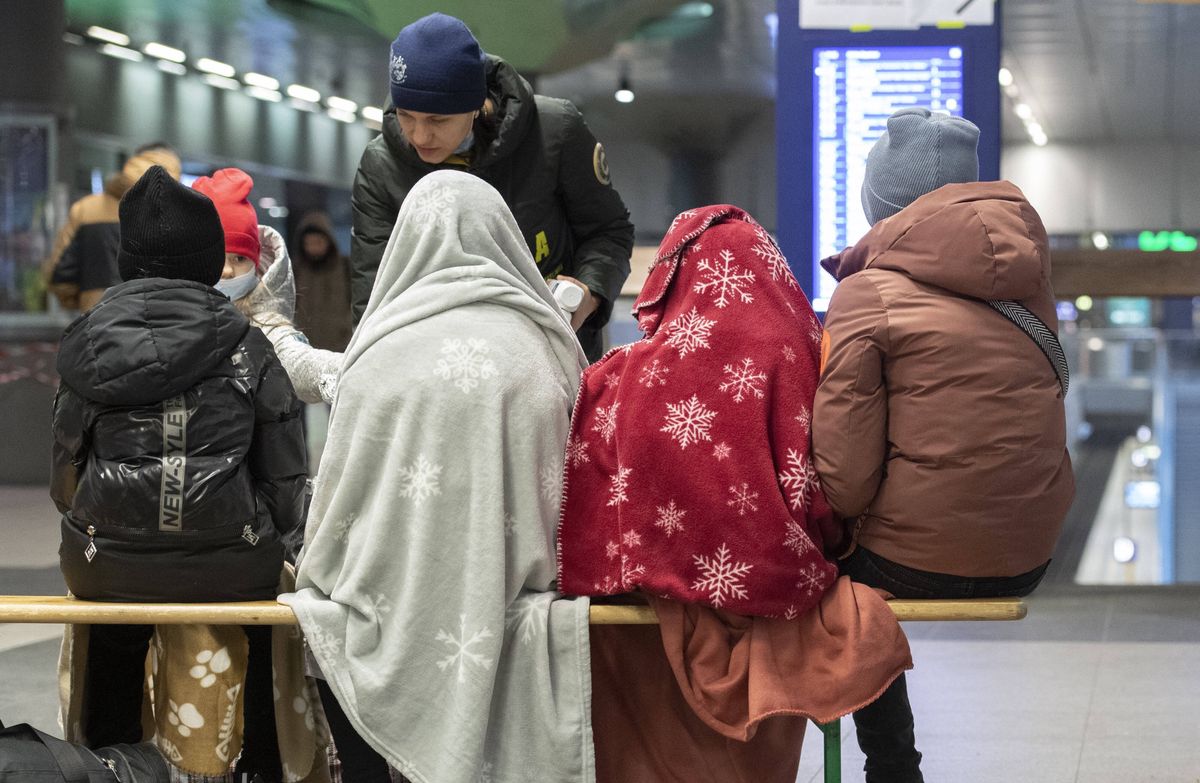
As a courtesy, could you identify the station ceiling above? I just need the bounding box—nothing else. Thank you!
[62,0,1200,146]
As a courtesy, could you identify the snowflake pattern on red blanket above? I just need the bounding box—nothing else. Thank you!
[557,205,840,618]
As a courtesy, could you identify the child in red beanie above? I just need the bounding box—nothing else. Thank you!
[192,167,263,303]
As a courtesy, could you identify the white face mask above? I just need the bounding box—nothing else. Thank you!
[215,270,259,301]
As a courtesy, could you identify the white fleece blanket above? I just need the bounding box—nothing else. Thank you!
[281,170,593,783]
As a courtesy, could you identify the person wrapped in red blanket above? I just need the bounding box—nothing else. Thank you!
[558,205,912,782]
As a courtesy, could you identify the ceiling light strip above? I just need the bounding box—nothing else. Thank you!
[998,65,1048,147]
[75,29,382,130]
[86,26,129,46]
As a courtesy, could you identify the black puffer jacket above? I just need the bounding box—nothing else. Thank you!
[350,55,634,361]
[51,278,307,602]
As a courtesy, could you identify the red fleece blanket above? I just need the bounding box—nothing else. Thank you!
[558,206,844,618]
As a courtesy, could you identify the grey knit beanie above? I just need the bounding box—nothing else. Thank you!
[861,107,981,225]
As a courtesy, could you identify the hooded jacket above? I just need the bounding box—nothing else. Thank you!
[41,149,182,311]
[349,55,633,361]
[51,278,307,602]
[291,212,353,352]
[812,181,1074,578]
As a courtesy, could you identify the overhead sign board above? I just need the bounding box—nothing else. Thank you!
[800,0,995,30]
[777,0,1001,307]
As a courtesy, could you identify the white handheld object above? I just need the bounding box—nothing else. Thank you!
[548,279,585,313]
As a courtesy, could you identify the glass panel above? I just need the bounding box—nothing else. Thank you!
[1061,325,1200,585]
[0,116,56,313]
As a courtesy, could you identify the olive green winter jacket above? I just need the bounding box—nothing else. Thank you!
[349,55,634,361]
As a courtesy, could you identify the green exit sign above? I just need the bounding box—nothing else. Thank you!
[1138,230,1199,252]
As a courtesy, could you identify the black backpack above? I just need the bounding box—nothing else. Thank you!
[0,721,168,782]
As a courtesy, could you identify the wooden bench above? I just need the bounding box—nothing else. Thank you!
[0,595,1026,783]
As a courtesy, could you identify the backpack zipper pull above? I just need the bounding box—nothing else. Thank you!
[84,525,97,563]
[241,525,260,546]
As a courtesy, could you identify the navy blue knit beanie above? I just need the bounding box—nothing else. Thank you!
[389,13,487,115]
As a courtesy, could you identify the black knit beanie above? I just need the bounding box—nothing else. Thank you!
[116,165,226,286]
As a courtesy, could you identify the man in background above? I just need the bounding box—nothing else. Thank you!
[42,142,181,311]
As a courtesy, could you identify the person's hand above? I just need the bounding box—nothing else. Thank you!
[556,275,599,331]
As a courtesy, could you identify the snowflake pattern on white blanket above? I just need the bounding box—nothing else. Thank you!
[654,499,687,537]
[691,544,753,607]
[398,455,442,504]
[694,249,755,308]
[539,465,560,503]
[719,357,768,402]
[409,183,457,228]
[638,358,671,387]
[328,513,357,544]
[751,227,798,289]
[434,338,497,393]
[726,482,760,516]
[607,465,632,507]
[592,402,620,444]
[777,448,819,511]
[306,625,344,659]
[664,307,716,359]
[504,595,542,647]
[367,593,394,618]
[435,614,495,683]
[565,435,590,468]
[661,394,717,449]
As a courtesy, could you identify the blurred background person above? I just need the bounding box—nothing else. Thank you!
[291,211,352,354]
[41,142,180,312]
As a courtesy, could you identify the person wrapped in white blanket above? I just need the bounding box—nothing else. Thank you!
[246,223,585,408]
[281,169,596,782]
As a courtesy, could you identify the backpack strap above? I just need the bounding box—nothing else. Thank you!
[987,300,1069,396]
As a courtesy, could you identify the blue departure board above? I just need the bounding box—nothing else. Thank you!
[775,10,1000,307]
[811,45,965,307]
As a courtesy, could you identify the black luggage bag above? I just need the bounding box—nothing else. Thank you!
[0,721,168,782]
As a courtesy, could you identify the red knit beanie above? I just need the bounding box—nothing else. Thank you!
[191,168,261,267]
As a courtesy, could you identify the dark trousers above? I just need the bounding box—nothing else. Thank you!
[315,678,396,783]
[839,548,1048,783]
[83,623,281,780]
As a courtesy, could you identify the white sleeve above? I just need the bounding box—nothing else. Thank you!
[259,315,342,405]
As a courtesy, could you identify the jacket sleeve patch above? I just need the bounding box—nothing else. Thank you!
[592,142,611,186]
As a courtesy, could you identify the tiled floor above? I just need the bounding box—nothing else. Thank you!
[795,588,1200,783]
[4,486,1200,782]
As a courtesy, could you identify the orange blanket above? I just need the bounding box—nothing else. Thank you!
[591,577,911,782]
